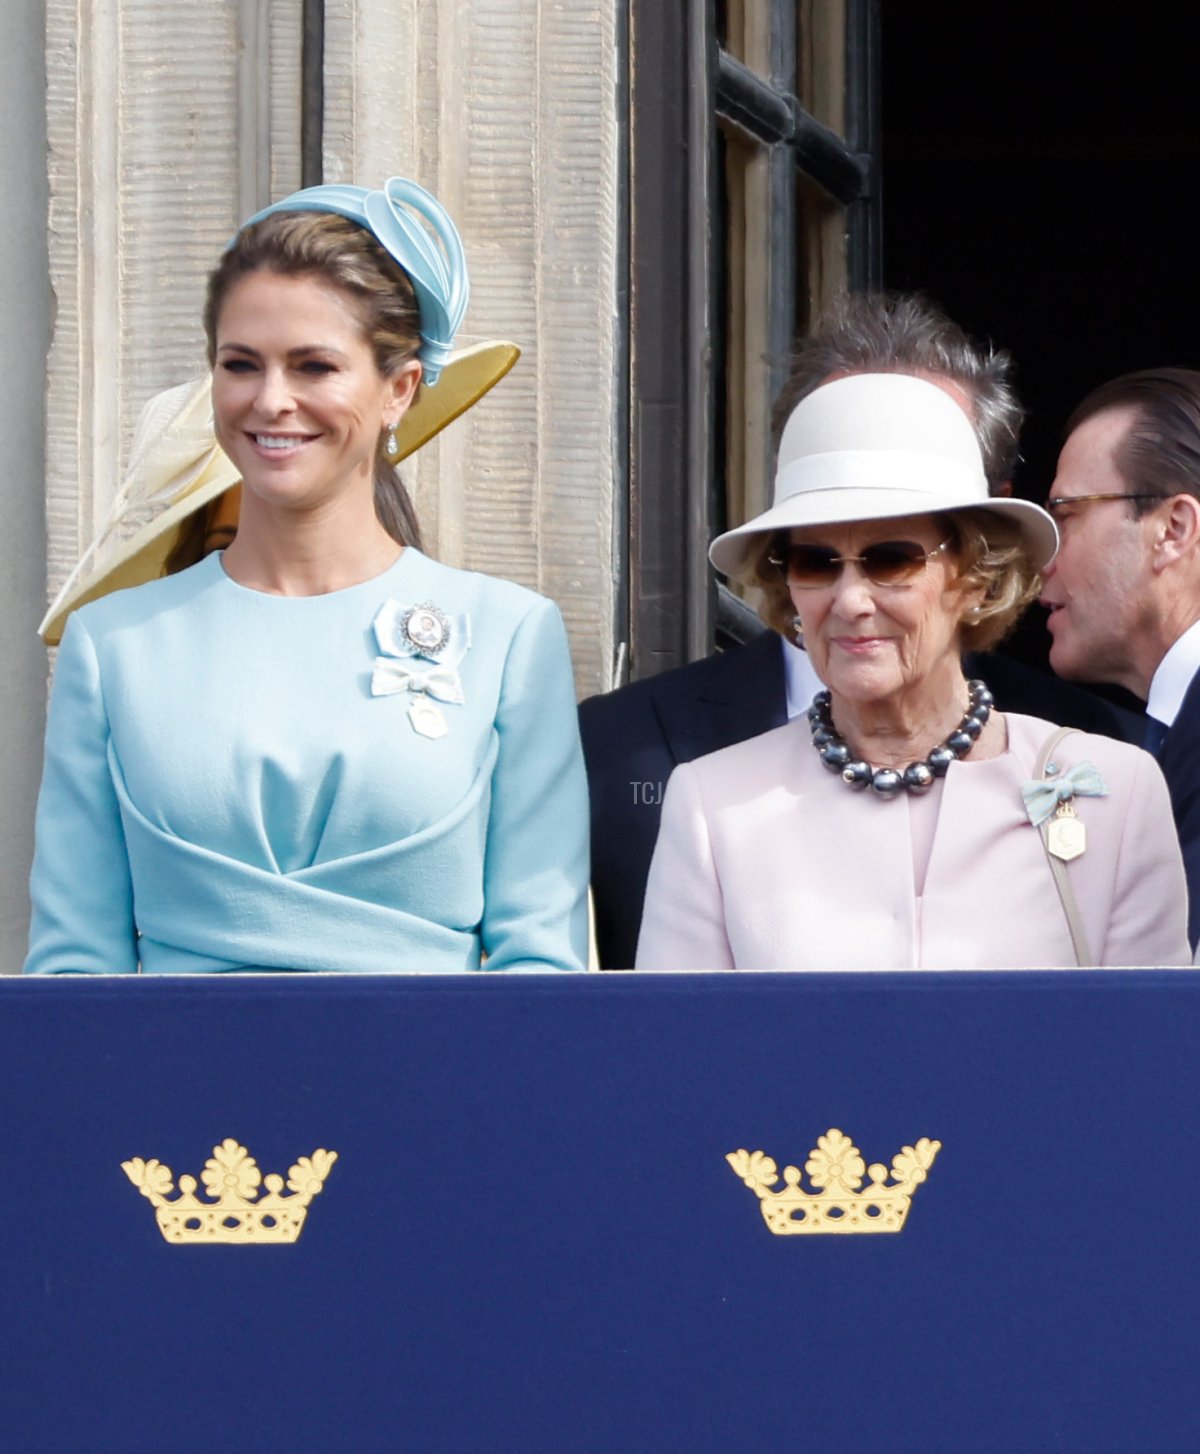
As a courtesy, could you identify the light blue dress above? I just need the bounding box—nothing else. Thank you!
[25,549,589,973]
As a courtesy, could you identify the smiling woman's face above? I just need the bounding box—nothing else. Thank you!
[210,269,417,517]
[787,513,980,708]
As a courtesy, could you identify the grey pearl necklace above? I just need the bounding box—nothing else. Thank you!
[807,679,993,799]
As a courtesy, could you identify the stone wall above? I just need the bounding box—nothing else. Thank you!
[0,0,50,972]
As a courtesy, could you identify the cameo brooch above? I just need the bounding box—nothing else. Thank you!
[399,601,451,656]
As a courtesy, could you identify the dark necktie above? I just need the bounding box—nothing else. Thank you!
[1143,714,1169,756]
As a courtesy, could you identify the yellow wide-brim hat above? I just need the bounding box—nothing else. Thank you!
[39,339,519,644]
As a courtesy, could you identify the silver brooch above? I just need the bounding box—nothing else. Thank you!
[400,601,451,656]
[370,598,471,739]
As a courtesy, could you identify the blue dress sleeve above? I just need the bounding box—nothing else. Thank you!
[481,597,589,971]
[24,615,138,974]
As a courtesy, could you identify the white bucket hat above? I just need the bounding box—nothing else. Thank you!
[708,372,1058,578]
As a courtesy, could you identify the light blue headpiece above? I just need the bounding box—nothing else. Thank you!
[237,177,468,386]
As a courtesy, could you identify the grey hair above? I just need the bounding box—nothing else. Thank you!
[772,292,1023,494]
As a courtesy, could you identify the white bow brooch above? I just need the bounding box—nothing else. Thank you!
[370,599,471,740]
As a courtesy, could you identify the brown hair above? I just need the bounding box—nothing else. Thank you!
[1065,367,1200,520]
[752,507,1041,653]
[164,496,223,575]
[204,211,424,550]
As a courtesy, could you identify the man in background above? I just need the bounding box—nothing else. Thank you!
[581,293,1139,969]
[1041,367,1200,947]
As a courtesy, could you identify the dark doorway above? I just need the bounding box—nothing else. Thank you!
[881,4,1200,681]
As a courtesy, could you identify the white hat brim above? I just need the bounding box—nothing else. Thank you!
[708,374,1059,579]
[709,479,1059,578]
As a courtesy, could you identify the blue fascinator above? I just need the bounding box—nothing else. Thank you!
[237,177,468,385]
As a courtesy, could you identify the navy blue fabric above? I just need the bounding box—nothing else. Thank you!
[579,631,788,971]
[1155,672,1200,946]
[1143,714,1169,755]
[0,972,1195,1454]
[580,635,1143,969]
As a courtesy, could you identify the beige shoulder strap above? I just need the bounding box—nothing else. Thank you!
[1033,726,1093,967]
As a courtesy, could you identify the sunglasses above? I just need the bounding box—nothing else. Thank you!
[767,537,952,589]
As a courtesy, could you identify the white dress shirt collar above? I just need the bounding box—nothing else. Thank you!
[1146,618,1200,727]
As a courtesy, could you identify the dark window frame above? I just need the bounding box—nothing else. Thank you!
[625,0,880,677]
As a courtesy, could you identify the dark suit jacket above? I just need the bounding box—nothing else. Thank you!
[1156,672,1200,947]
[579,633,1144,969]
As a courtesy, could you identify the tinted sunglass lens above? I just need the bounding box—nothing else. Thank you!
[780,539,938,586]
[860,541,928,583]
[784,546,840,585]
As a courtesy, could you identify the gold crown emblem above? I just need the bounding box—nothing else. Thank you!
[122,1138,338,1244]
[727,1128,940,1235]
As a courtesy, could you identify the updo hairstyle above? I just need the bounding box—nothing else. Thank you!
[203,210,424,550]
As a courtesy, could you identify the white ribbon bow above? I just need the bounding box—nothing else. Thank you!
[370,659,465,703]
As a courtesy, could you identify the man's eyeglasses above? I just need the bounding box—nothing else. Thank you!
[1044,492,1164,515]
[767,538,951,589]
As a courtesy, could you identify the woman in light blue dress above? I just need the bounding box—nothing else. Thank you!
[26,178,589,974]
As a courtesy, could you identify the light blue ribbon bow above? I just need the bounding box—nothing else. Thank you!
[1021,760,1108,827]
[236,178,468,385]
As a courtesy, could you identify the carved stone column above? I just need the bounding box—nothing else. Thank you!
[44,0,302,595]
[324,0,620,693]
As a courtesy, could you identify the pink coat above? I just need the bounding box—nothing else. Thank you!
[635,713,1190,970]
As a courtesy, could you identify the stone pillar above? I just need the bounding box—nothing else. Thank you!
[44,0,303,599]
[0,0,51,971]
[324,0,621,694]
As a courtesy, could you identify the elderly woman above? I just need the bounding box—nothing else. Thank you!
[26,177,588,975]
[635,373,1189,969]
